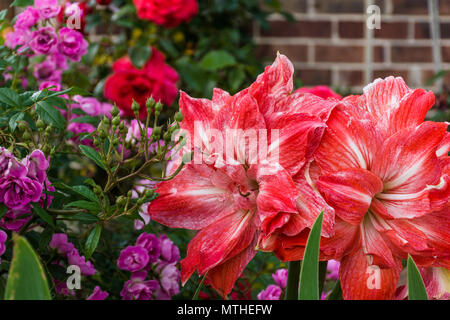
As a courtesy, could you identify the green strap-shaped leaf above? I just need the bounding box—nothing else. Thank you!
[407,255,428,300]
[31,203,55,228]
[298,210,324,300]
[5,234,51,300]
[84,224,102,260]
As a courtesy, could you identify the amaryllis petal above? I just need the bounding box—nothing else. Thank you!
[437,132,450,158]
[266,113,326,176]
[179,91,215,152]
[361,76,410,130]
[292,167,335,237]
[256,164,298,237]
[249,53,294,116]
[270,92,339,121]
[371,122,447,219]
[339,248,402,300]
[148,164,235,230]
[387,89,435,136]
[317,168,383,225]
[206,239,257,297]
[360,215,396,268]
[315,104,382,174]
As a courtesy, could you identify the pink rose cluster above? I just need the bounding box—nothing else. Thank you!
[49,233,96,276]
[5,0,88,86]
[117,233,181,300]
[66,95,113,146]
[257,268,288,300]
[0,148,53,232]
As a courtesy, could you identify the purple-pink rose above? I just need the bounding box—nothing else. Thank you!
[67,249,96,276]
[35,0,61,19]
[257,284,282,300]
[5,29,30,53]
[0,175,43,210]
[39,81,62,91]
[120,271,159,300]
[22,150,49,183]
[14,7,40,30]
[72,95,111,117]
[117,245,150,272]
[0,207,31,232]
[272,268,288,289]
[58,28,88,62]
[0,229,7,264]
[326,259,340,280]
[34,59,62,83]
[29,27,57,54]
[159,234,180,264]
[136,233,160,263]
[87,286,109,300]
[155,264,180,299]
[49,233,75,255]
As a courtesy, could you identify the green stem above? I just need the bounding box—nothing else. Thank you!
[285,261,301,300]
[318,261,328,297]
[192,272,208,300]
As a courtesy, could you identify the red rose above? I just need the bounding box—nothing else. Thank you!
[104,47,179,118]
[132,0,198,27]
[96,0,112,5]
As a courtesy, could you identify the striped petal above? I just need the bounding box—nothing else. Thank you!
[148,164,235,230]
[339,248,402,300]
[317,168,383,225]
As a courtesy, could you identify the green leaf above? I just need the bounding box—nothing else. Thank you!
[0,9,8,21]
[10,0,33,7]
[5,234,51,300]
[84,224,102,259]
[407,255,428,300]
[36,101,66,129]
[31,203,55,228]
[129,46,151,69]
[72,185,98,203]
[0,204,8,220]
[0,88,20,107]
[199,50,236,71]
[65,200,100,212]
[298,210,324,300]
[79,145,106,170]
[70,116,99,125]
[8,112,23,132]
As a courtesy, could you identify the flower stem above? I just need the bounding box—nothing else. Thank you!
[192,272,208,300]
[285,261,301,300]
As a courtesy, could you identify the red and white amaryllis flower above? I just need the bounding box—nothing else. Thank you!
[148,54,340,296]
[271,77,450,299]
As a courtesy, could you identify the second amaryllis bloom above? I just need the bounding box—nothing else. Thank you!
[271,77,450,299]
[148,54,340,296]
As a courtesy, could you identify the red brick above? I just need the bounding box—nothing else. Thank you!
[255,45,308,62]
[315,45,364,63]
[373,69,409,80]
[337,70,364,86]
[415,22,450,39]
[296,69,331,86]
[374,46,385,62]
[440,0,450,15]
[442,46,450,62]
[261,20,331,38]
[314,0,364,13]
[338,21,364,39]
[391,46,432,62]
[392,0,428,15]
[374,22,408,39]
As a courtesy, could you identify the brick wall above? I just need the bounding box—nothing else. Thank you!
[254,0,450,93]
